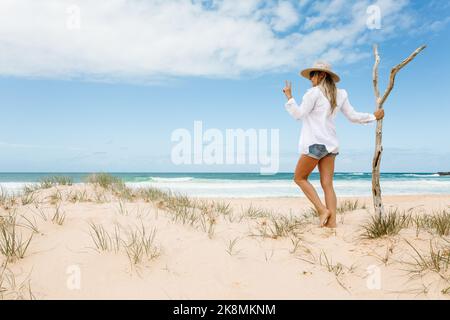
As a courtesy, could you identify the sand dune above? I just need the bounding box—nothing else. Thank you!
[1,182,449,300]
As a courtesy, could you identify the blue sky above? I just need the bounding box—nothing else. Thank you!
[0,0,449,173]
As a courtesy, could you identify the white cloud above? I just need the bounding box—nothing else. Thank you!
[0,0,414,82]
[214,0,263,17]
[0,141,83,151]
[423,16,450,32]
[303,0,346,30]
[270,1,299,32]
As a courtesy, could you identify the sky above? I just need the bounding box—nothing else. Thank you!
[0,0,449,173]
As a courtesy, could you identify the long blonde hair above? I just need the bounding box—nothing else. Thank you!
[314,71,337,113]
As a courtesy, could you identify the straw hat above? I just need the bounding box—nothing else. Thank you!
[300,61,340,83]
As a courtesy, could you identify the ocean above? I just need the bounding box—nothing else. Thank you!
[0,172,449,198]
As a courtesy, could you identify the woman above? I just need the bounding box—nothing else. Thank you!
[282,61,384,228]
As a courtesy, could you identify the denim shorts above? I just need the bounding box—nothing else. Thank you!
[306,144,339,160]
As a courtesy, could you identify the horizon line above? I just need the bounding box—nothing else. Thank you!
[0,171,444,174]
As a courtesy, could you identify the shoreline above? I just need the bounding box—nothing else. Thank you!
[198,194,450,200]
[1,181,450,198]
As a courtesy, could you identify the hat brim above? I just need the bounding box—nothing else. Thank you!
[300,68,340,83]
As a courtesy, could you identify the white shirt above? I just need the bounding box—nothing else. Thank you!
[285,86,377,155]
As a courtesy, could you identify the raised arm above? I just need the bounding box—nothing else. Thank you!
[284,87,318,121]
[340,90,378,124]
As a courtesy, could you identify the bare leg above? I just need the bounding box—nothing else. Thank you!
[294,154,331,227]
[318,155,337,228]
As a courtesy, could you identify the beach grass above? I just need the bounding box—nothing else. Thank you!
[165,193,196,211]
[51,204,66,226]
[404,239,450,289]
[124,223,160,265]
[117,200,129,216]
[48,189,63,205]
[308,199,365,217]
[89,222,116,252]
[319,250,345,277]
[0,263,34,300]
[36,176,73,190]
[67,189,90,203]
[337,199,366,213]
[151,193,228,238]
[242,204,271,219]
[115,186,134,202]
[0,213,33,262]
[253,213,306,239]
[31,205,49,222]
[170,204,199,226]
[0,187,17,211]
[214,201,232,216]
[85,173,137,202]
[20,214,40,234]
[17,177,72,205]
[429,209,450,236]
[21,191,36,206]
[409,208,450,237]
[226,237,241,256]
[199,210,217,239]
[138,188,168,202]
[86,173,123,189]
[89,222,122,253]
[88,221,160,265]
[289,236,303,254]
[362,208,410,239]
[424,209,450,237]
[319,250,353,293]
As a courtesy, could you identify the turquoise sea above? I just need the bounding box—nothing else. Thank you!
[1,172,449,198]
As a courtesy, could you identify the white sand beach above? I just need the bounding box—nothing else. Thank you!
[1,179,449,300]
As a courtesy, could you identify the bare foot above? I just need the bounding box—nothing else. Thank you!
[324,217,336,228]
[317,208,331,227]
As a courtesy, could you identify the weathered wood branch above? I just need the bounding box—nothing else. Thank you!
[372,45,380,101]
[371,44,426,217]
[379,45,427,107]
[371,44,383,216]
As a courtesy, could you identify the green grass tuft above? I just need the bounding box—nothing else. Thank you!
[0,214,33,262]
[362,208,410,239]
[39,176,73,189]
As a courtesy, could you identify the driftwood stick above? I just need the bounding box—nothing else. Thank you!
[372,45,381,101]
[371,44,426,217]
[379,45,427,107]
[371,44,383,216]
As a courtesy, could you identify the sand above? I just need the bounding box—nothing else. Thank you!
[1,184,449,300]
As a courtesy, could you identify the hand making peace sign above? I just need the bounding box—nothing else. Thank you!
[282,80,293,100]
